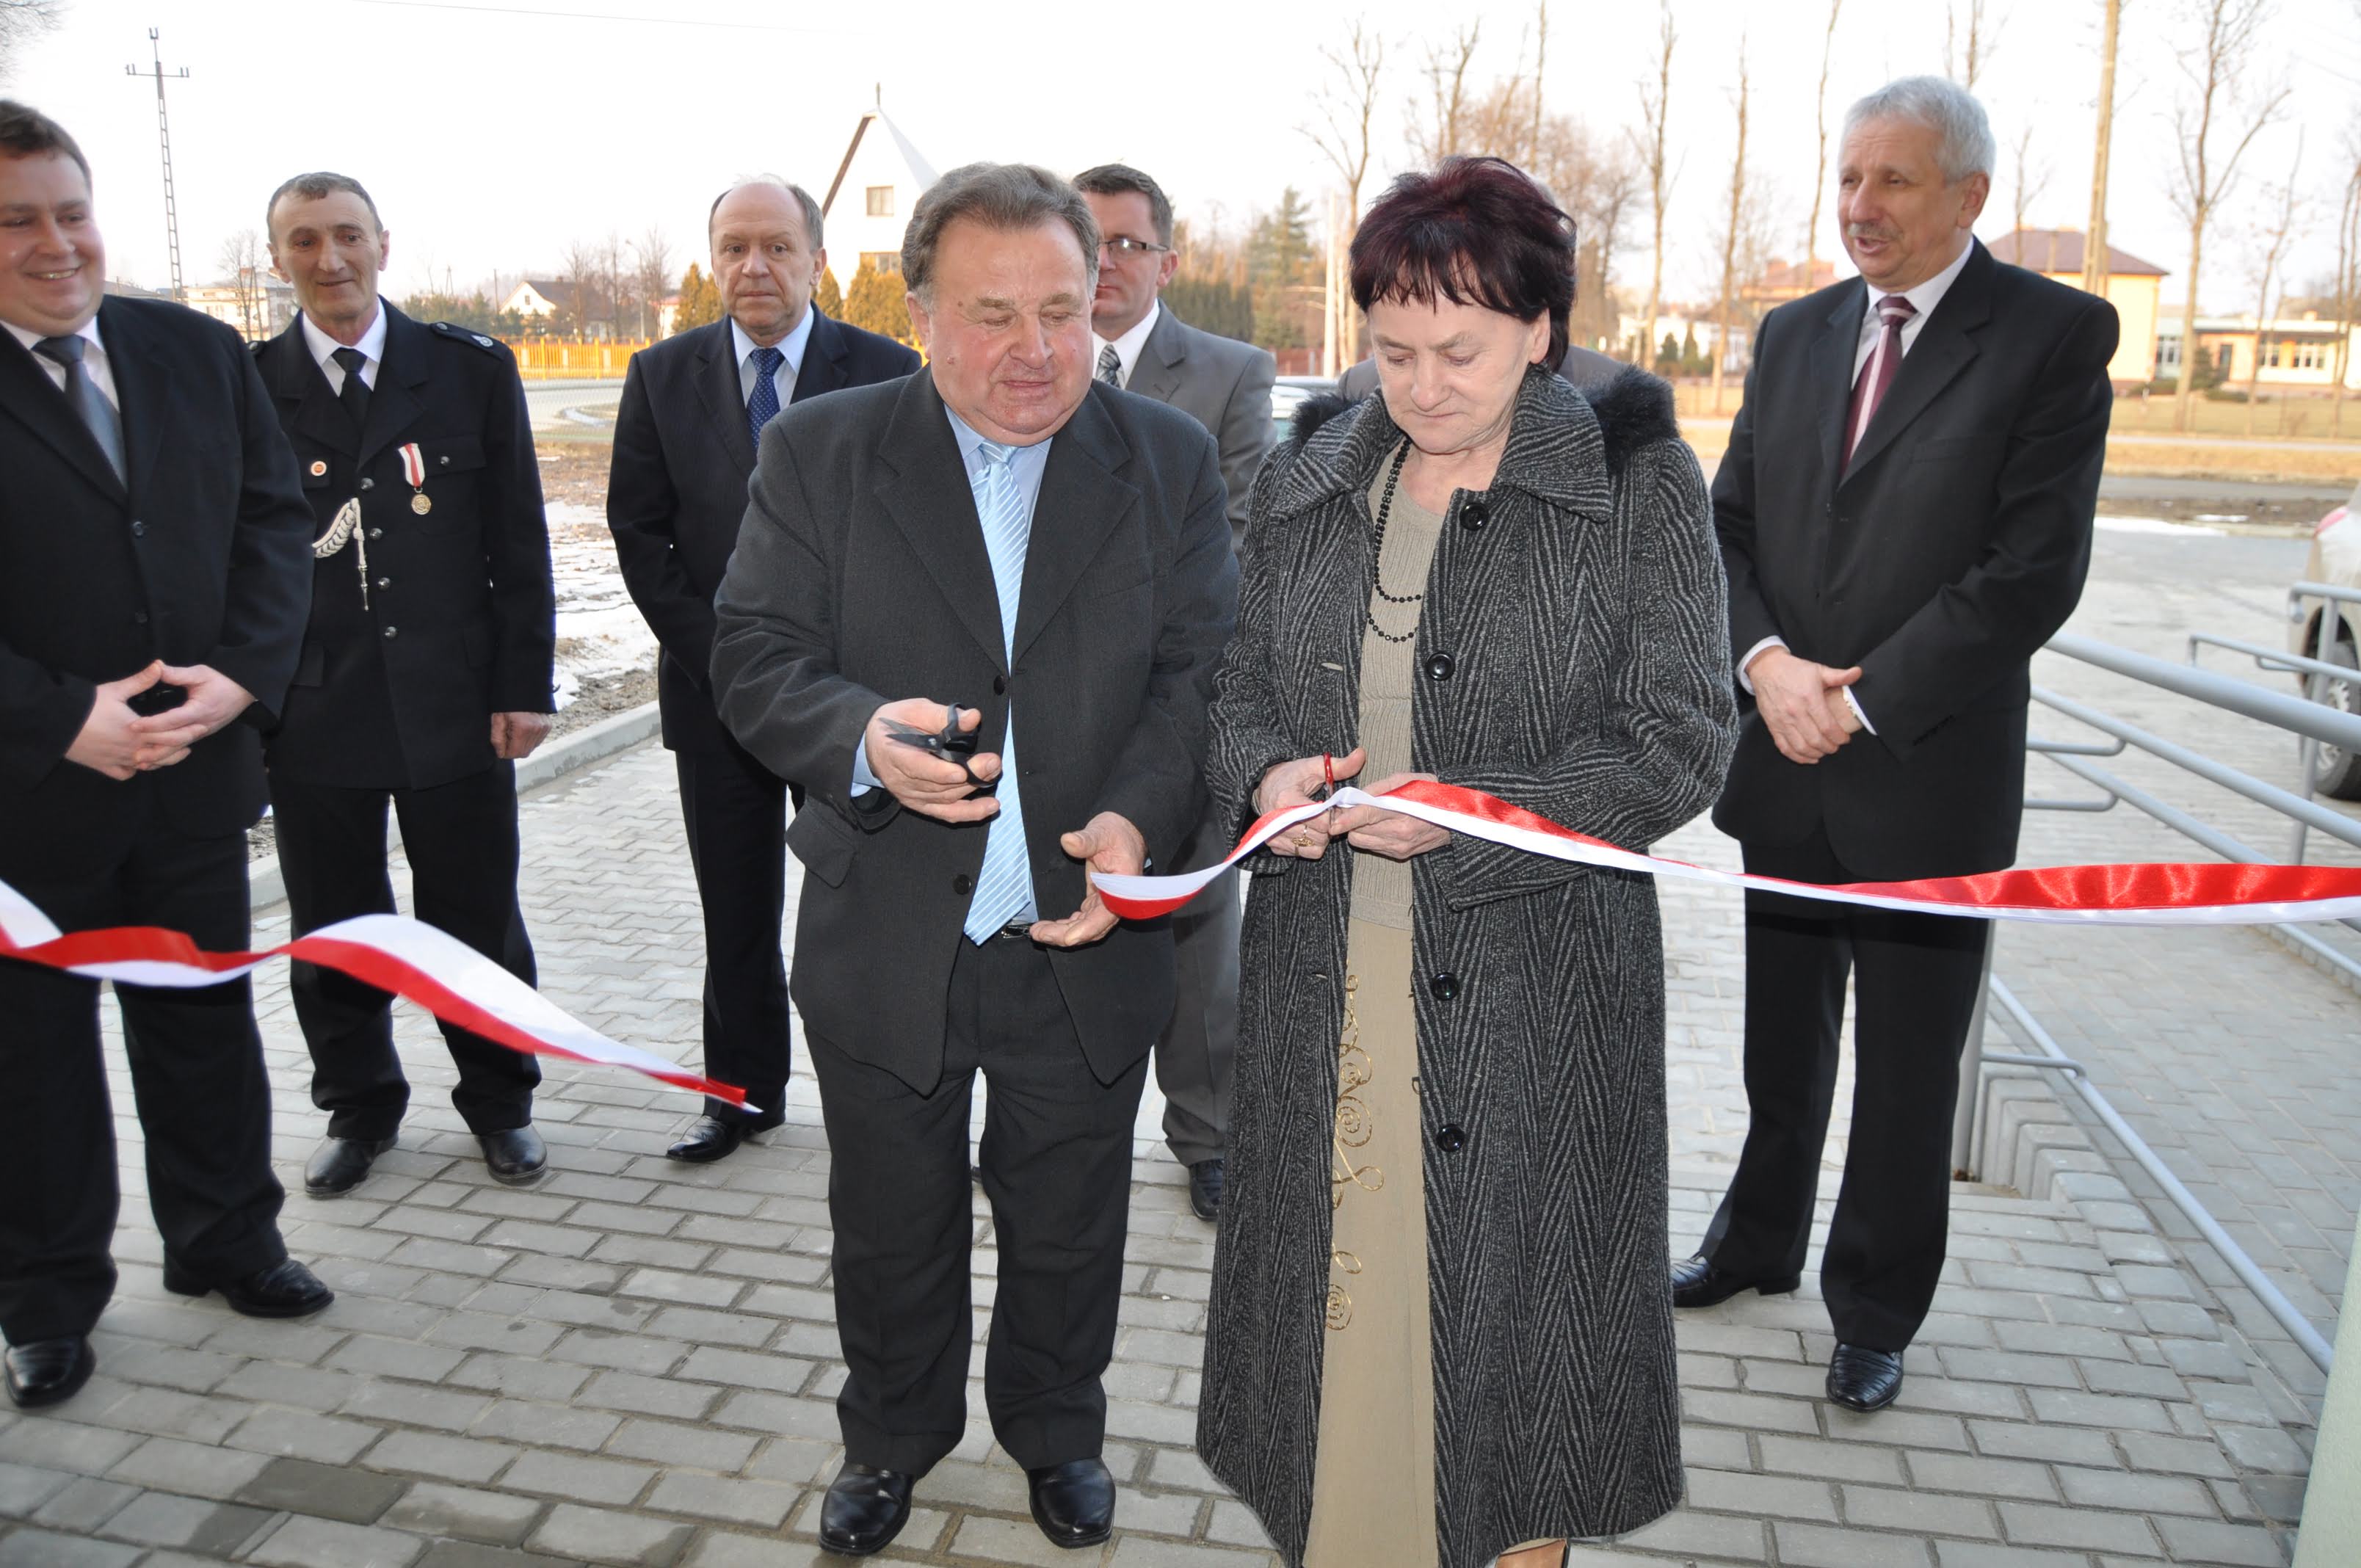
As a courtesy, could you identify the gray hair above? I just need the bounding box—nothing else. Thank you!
[708,175,824,252]
[1842,75,1995,183]
[266,171,380,239]
[902,163,1100,302]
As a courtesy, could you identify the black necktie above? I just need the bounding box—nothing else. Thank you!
[33,334,126,482]
[332,346,371,432]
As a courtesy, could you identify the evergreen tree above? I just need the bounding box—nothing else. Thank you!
[1680,324,1706,377]
[844,259,914,346]
[672,263,722,333]
[1164,276,1254,344]
[401,291,526,340]
[814,266,844,320]
[1245,189,1319,350]
[1658,332,1681,374]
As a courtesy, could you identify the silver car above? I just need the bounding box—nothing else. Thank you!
[2288,481,2361,798]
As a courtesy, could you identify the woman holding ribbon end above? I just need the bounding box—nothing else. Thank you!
[1194,156,1737,1568]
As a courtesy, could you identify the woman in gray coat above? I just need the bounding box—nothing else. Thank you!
[1194,158,1736,1568]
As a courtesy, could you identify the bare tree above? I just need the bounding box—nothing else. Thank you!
[1303,18,1387,227]
[2009,123,2051,239]
[1631,0,1676,368]
[2082,0,2124,299]
[2165,0,2289,430]
[1805,0,1843,288]
[2242,133,2302,431]
[1947,0,1996,90]
[0,0,64,81]
[2336,145,2361,432]
[215,228,266,340]
[1408,22,1482,164]
[557,238,605,340]
[1711,40,1752,414]
[632,225,673,339]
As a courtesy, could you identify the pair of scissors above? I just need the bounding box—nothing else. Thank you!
[879,707,993,789]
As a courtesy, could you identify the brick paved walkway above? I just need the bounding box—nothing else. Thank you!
[0,733,2324,1567]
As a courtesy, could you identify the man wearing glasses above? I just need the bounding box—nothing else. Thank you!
[1073,164,1273,1223]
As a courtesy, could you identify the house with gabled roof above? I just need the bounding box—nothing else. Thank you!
[819,93,940,286]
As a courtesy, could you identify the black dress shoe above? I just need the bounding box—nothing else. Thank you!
[1187,1158,1225,1222]
[163,1257,334,1318]
[1669,1253,1801,1309]
[817,1462,913,1556]
[1827,1343,1905,1411]
[665,1114,784,1163]
[478,1125,547,1185]
[1026,1457,1114,1549]
[304,1134,396,1198]
[4,1337,94,1409]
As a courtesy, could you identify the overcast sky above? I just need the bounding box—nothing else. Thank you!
[10,0,2360,314]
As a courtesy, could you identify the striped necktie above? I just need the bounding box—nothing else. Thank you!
[1842,294,1917,471]
[962,440,1036,943]
[1096,343,1123,387]
[747,345,785,453]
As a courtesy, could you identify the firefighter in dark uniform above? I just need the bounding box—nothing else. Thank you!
[253,171,557,1197]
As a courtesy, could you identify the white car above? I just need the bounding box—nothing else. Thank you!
[2289,481,2361,798]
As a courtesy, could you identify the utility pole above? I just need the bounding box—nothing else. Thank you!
[2081,0,2120,301]
[126,28,190,302]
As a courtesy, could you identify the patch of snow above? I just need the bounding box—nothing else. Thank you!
[2095,515,2225,537]
[544,500,656,705]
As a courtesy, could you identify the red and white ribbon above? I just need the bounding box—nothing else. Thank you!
[0,879,752,1108]
[1093,779,2361,927]
[399,441,427,490]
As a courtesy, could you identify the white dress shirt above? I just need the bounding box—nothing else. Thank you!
[733,306,816,410]
[1090,299,1160,390]
[1738,237,1979,734]
[6,314,118,409]
[302,300,389,393]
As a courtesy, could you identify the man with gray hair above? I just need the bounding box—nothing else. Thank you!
[1677,76,2117,1413]
[711,162,1235,1553]
[608,176,917,1163]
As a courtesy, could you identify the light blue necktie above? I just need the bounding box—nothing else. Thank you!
[962,440,1035,943]
[747,345,784,452]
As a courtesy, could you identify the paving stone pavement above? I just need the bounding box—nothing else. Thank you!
[0,724,2326,1567]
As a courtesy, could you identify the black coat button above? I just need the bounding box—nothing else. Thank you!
[1429,972,1460,1001]
[382,625,398,639]
[374,576,391,589]
[1424,652,1455,681]
[360,477,374,491]
[1435,1123,1467,1153]
[368,527,384,540]
[129,520,146,537]
[993,675,1007,695]
[953,872,974,896]
[132,610,148,625]
[1459,498,1489,531]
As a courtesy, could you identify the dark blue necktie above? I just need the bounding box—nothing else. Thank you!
[747,345,784,453]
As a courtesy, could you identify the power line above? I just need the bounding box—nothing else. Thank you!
[123,27,189,303]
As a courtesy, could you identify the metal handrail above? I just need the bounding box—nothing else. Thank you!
[2291,579,2361,611]
[2188,631,2361,687]
[2048,632,2361,752]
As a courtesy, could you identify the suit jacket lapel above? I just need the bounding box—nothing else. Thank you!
[873,371,1009,669]
[96,298,175,506]
[791,311,850,403]
[1014,387,1134,664]
[355,305,427,468]
[1134,308,1186,404]
[1839,242,1993,484]
[697,320,757,474]
[261,316,358,459]
[1810,280,1862,496]
[0,321,125,501]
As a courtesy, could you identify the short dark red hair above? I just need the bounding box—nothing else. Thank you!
[1349,156,1575,365]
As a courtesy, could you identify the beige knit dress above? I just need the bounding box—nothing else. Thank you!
[1302,450,1443,1568]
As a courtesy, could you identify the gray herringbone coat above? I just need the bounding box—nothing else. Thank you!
[1195,366,1736,1567]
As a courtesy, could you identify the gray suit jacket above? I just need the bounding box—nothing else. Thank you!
[1335,341,1625,403]
[1131,306,1275,542]
[709,369,1238,1089]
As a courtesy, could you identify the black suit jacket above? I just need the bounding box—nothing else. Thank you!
[1710,240,2118,877]
[608,311,921,754]
[0,297,313,879]
[710,371,1237,1089]
[251,305,554,791]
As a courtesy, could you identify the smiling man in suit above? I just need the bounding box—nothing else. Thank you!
[710,163,1234,1556]
[1681,77,2117,1413]
[608,177,920,1162]
[0,101,332,1409]
[254,171,557,1198]
[1072,163,1270,1221]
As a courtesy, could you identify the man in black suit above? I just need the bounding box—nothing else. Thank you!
[609,178,919,1163]
[253,172,556,1197]
[711,164,1234,1556]
[1074,162,1273,1221]
[1680,77,2117,1413]
[0,102,333,1410]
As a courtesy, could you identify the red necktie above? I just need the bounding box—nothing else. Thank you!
[1842,294,1917,472]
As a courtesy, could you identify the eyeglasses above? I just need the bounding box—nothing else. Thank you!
[1099,236,1172,259]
